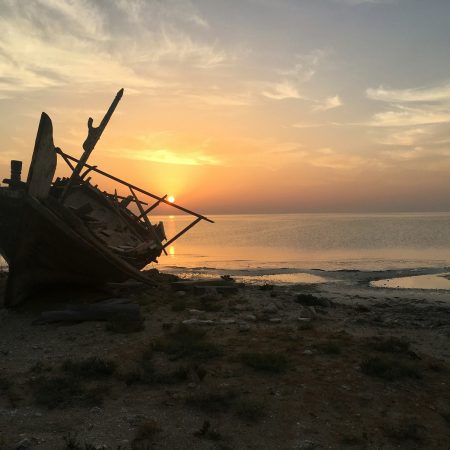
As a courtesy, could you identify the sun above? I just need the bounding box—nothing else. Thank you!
[168,195,175,203]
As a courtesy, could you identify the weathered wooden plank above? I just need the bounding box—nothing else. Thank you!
[27,113,56,199]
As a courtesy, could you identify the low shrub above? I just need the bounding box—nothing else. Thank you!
[240,352,288,373]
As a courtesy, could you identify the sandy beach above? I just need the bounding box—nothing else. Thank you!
[0,268,449,449]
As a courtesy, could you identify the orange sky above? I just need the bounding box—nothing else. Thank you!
[1,1,450,214]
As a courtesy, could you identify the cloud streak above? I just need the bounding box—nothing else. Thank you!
[0,0,229,97]
[313,95,343,111]
[367,81,450,128]
[107,148,221,166]
[262,80,302,100]
[367,83,450,103]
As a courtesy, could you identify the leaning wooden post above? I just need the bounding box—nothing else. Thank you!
[60,88,124,201]
[129,186,168,256]
[56,148,214,223]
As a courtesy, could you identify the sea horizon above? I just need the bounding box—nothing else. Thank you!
[146,212,450,281]
[3,212,450,279]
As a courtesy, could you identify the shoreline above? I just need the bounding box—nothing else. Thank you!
[0,269,449,448]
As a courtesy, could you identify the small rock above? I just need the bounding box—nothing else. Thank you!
[182,319,215,326]
[127,414,147,426]
[297,317,312,322]
[303,349,313,355]
[269,318,282,323]
[15,438,31,450]
[231,303,249,312]
[197,287,220,299]
[90,406,103,415]
[238,322,251,332]
[241,314,256,321]
[220,319,236,325]
[263,303,278,314]
[175,290,187,297]
[188,309,205,315]
[359,393,374,402]
[295,440,317,450]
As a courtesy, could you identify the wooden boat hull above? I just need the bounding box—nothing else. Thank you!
[0,93,211,306]
[0,189,24,265]
[3,194,155,306]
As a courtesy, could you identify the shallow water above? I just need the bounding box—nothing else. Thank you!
[371,273,450,290]
[3,212,450,286]
[166,269,329,285]
[149,213,450,281]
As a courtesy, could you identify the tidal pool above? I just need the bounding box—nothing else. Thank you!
[371,273,450,290]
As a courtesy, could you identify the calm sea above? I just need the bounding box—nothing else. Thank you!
[2,213,450,281]
[151,213,450,276]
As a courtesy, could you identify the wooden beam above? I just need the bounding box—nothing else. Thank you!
[138,194,168,219]
[163,217,202,249]
[55,148,214,223]
[129,186,168,256]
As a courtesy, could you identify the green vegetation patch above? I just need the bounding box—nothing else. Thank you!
[171,299,187,311]
[295,293,332,307]
[132,419,162,447]
[368,337,411,354]
[32,376,108,409]
[383,419,426,443]
[0,375,12,392]
[314,341,341,355]
[153,324,222,360]
[61,357,116,379]
[235,398,267,422]
[186,389,238,413]
[106,318,144,334]
[240,351,288,373]
[361,357,421,381]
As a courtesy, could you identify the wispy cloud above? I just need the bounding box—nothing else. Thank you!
[262,80,302,100]
[108,148,221,166]
[313,95,343,111]
[104,130,222,166]
[185,92,252,106]
[366,81,450,128]
[263,49,326,101]
[278,49,326,83]
[367,83,450,103]
[291,122,324,128]
[377,127,431,146]
[0,0,228,97]
[308,147,366,170]
[370,107,450,127]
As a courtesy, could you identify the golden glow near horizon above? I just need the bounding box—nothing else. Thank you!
[1,1,450,213]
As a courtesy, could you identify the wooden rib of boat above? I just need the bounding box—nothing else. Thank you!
[0,89,212,306]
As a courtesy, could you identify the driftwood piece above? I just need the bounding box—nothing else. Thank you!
[32,299,141,325]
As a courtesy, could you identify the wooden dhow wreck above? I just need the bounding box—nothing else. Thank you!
[0,89,212,306]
